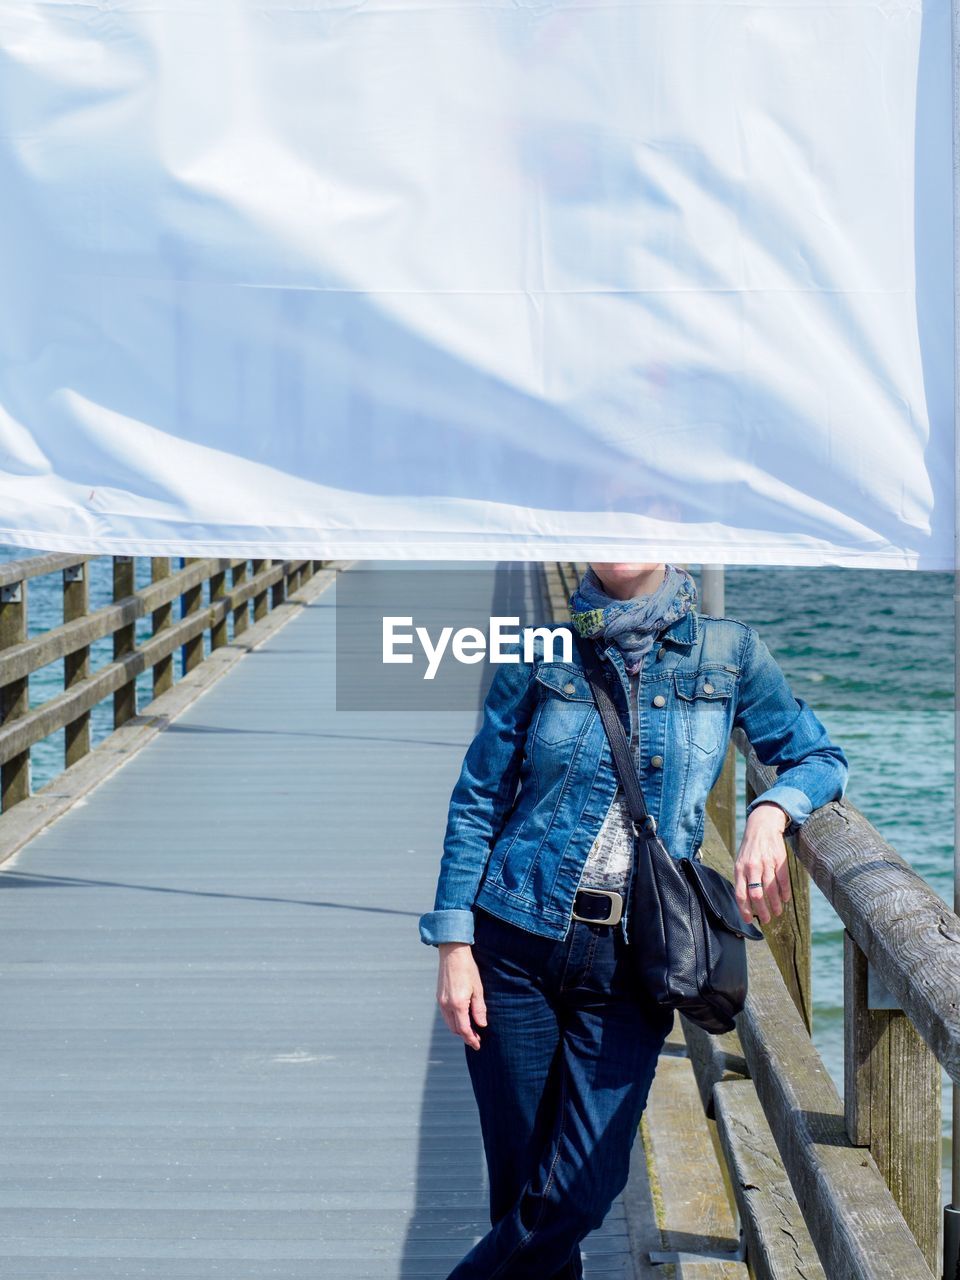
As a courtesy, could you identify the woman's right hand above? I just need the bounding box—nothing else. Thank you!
[437,942,487,1050]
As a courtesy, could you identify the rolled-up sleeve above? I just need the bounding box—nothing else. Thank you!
[418,644,538,947]
[734,626,849,837]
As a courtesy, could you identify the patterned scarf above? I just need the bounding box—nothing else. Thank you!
[568,564,699,675]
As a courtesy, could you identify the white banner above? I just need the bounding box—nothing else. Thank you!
[0,1,952,566]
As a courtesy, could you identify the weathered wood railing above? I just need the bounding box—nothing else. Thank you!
[696,738,957,1280]
[0,554,326,812]
[544,561,958,1280]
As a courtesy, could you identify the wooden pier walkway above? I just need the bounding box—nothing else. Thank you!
[0,561,689,1279]
[0,555,955,1279]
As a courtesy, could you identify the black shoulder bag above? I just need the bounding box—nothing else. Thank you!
[574,634,764,1035]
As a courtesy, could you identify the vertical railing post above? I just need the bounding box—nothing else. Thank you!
[745,760,813,1033]
[0,576,29,810]
[701,567,737,856]
[112,556,137,728]
[271,560,286,610]
[844,930,942,1274]
[706,746,737,857]
[210,562,228,650]
[151,558,174,697]
[252,560,269,623]
[180,558,204,673]
[232,561,249,638]
[63,561,90,766]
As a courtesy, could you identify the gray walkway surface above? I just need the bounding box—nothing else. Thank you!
[0,563,646,1279]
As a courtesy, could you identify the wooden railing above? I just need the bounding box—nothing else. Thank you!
[0,554,325,812]
[695,739,957,1280]
[543,561,958,1280]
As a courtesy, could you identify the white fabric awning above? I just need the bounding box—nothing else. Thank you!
[0,0,952,566]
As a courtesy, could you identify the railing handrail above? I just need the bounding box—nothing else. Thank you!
[0,552,323,807]
[0,558,294,687]
[694,817,938,1280]
[735,727,960,1084]
[0,552,88,590]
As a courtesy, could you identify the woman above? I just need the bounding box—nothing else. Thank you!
[419,562,849,1280]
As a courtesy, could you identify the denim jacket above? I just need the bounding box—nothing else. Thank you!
[418,610,849,947]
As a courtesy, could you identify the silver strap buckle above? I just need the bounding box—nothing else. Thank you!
[572,888,624,926]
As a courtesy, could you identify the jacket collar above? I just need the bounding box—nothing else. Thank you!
[593,608,700,679]
[659,609,699,647]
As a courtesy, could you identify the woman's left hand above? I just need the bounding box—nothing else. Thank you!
[733,802,792,926]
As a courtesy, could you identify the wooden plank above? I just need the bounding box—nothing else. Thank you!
[844,930,874,1151]
[0,553,87,589]
[209,567,228,650]
[640,1020,749,1279]
[63,562,91,767]
[695,821,936,1279]
[179,558,205,674]
[151,558,174,698]
[681,905,821,1278]
[713,1080,825,1280]
[681,1017,749,1121]
[112,557,137,729]
[621,1118,676,1280]
[737,909,936,1274]
[843,932,942,1274]
[270,560,285,610]
[706,742,737,858]
[231,562,250,637]
[252,559,269,622]
[0,572,29,810]
[736,729,960,1085]
[737,726,812,1031]
[760,841,813,1034]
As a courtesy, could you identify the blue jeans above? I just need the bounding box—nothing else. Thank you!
[446,905,674,1279]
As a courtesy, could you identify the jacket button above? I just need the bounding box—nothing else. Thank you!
[703,682,715,694]
[650,755,663,768]
[652,694,666,707]
[563,682,576,694]
[656,647,667,660]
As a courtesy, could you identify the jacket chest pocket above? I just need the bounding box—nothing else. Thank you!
[530,663,596,747]
[673,670,735,755]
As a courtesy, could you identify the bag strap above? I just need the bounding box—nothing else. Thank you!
[572,634,658,837]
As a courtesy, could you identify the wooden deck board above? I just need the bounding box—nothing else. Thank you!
[639,1024,750,1280]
